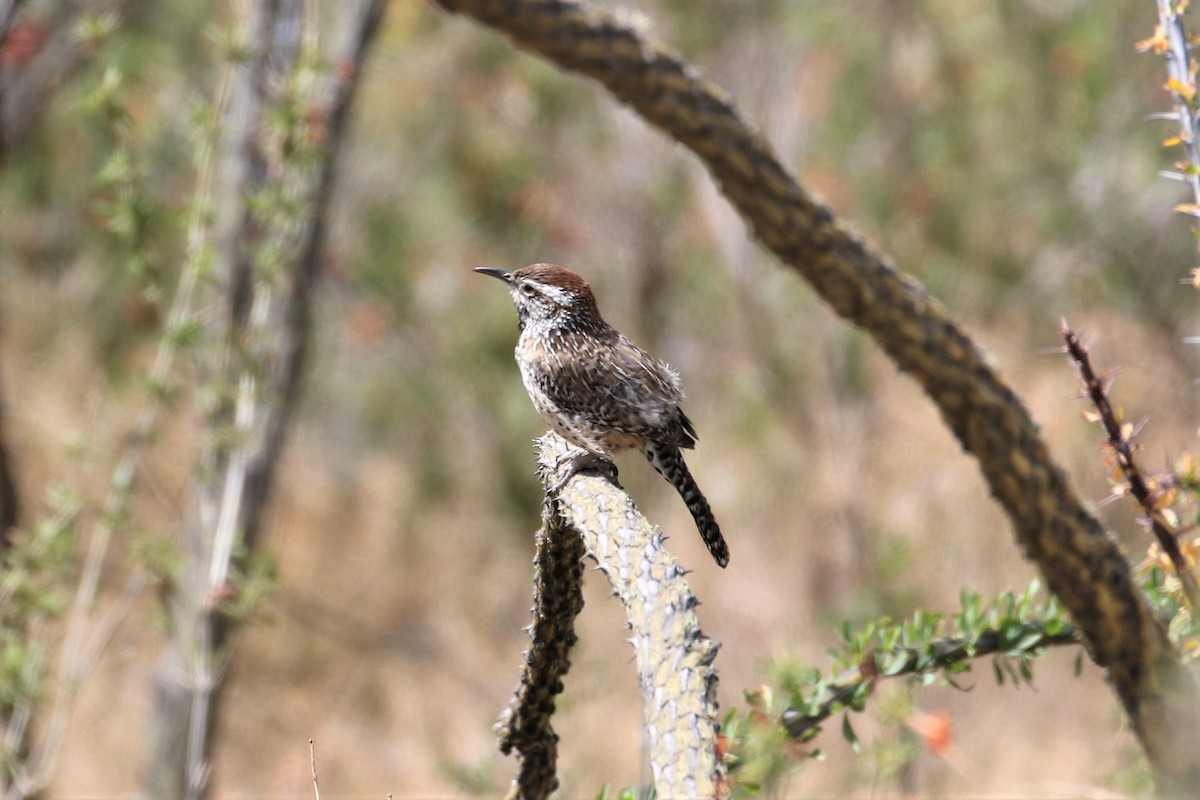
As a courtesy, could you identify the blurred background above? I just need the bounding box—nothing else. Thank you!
[2,0,1198,796]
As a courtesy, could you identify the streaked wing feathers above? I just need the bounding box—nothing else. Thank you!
[540,330,697,448]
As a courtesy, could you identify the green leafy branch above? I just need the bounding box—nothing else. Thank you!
[80,13,170,291]
[725,581,1080,786]
[0,486,79,715]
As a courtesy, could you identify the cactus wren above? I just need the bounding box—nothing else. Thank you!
[476,263,729,568]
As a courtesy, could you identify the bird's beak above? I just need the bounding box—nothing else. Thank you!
[473,266,511,283]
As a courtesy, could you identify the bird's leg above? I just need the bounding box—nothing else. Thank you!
[547,450,619,494]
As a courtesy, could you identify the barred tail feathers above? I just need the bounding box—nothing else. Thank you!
[645,443,729,568]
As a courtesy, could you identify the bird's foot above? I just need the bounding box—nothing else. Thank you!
[547,451,618,494]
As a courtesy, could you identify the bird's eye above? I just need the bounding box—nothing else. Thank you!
[519,284,537,297]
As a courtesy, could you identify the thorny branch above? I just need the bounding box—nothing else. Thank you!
[1061,322,1200,610]
[1145,0,1200,208]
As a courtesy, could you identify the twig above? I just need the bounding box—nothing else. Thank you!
[9,574,146,798]
[309,739,319,800]
[1061,321,1200,610]
[0,357,18,544]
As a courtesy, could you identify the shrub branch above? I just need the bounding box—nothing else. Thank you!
[782,617,1080,742]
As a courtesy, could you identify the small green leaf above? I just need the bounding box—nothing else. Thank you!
[1011,627,1045,655]
[944,674,974,692]
[943,660,971,676]
[1041,618,1068,637]
[881,650,910,677]
[849,682,871,711]
[1074,650,1084,677]
[842,714,861,753]
[880,625,900,651]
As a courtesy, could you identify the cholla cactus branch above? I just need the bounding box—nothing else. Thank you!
[494,474,586,800]
[530,433,724,800]
[1061,322,1200,610]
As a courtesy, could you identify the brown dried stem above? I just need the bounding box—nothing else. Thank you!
[0,1,27,529]
[434,0,1200,793]
[1061,322,1200,610]
[0,362,17,543]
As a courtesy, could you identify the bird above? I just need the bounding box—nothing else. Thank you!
[475,262,729,568]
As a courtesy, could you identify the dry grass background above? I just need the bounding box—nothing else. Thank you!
[2,0,1199,796]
